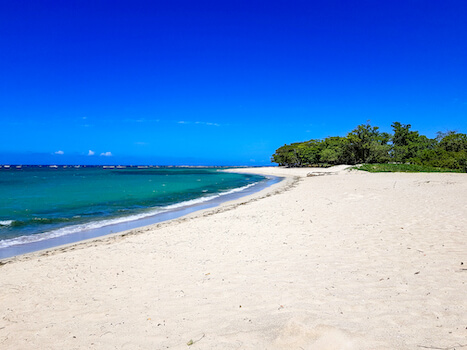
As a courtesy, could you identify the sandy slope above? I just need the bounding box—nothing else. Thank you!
[1,166,466,349]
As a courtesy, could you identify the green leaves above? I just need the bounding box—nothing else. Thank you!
[271,122,466,172]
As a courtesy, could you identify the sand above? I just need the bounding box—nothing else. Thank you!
[0,166,466,349]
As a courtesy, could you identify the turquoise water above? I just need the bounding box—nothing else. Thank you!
[0,166,265,249]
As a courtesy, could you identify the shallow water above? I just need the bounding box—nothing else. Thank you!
[0,166,265,253]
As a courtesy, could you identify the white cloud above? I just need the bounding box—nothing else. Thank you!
[178,121,220,126]
[100,151,113,157]
[54,150,64,155]
[88,150,95,156]
[196,121,220,126]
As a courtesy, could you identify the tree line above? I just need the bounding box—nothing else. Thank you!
[271,122,467,172]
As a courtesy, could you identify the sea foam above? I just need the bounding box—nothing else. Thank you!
[0,220,14,226]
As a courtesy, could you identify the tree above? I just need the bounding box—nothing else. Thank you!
[320,136,347,164]
[391,122,420,162]
[438,131,467,152]
[270,122,465,171]
[345,122,389,164]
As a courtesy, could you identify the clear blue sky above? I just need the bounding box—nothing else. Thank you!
[1,0,466,165]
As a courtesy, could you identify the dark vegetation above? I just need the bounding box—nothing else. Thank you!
[271,122,467,172]
[355,163,462,173]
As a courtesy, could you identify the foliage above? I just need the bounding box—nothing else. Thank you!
[345,122,390,164]
[354,163,462,173]
[391,122,422,162]
[271,122,466,172]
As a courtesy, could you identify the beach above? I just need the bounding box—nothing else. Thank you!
[1,166,466,349]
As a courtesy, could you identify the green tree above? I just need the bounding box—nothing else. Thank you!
[270,122,465,171]
[297,140,322,165]
[345,122,389,164]
[391,122,420,162]
[438,131,467,152]
[320,136,347,164]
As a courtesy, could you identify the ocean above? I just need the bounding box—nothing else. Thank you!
[0,166,271,258]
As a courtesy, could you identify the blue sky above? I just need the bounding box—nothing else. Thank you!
[1,0,466,165]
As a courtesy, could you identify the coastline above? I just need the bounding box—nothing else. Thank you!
[0,173,283,260]
[0,166,466,349]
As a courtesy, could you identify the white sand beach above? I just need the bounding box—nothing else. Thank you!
[1,167,466,349]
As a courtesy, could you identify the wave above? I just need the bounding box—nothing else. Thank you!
[0,210,164,249]
[162,182,257,210]
[0,182,261,249]
[0,220,15,226]
[5,217,75,228]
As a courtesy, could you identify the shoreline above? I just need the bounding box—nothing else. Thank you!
[0,172,286,261]
[0,166,465,349]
